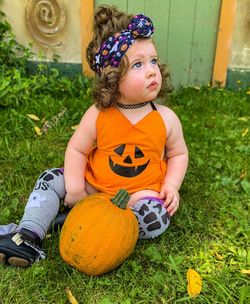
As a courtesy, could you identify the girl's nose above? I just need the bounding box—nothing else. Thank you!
[146,64,156,77]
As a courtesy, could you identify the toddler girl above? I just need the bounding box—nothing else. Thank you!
[0,5,188,267]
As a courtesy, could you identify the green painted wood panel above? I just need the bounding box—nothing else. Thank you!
[167,0,197,87]
[94,0,221,88]
[189,0,221,85]
[144,1,170,62]
[95,0,127,11]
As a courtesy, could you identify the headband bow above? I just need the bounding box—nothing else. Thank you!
[93,14,154,75]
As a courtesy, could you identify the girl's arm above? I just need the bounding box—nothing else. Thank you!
[64,105,99,206]
[162,109,188,190]
[158,106,189,215]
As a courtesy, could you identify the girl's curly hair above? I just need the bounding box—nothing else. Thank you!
[86,6,172,109]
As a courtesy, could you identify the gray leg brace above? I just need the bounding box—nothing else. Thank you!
[131,197,170,240]
[18,169,169,241]
[19,168,66,240]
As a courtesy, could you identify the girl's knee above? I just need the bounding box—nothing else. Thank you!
[131,197,170,240]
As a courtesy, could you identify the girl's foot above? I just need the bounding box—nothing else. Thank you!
[0,228,44,267]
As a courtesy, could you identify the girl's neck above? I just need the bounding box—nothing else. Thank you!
[116,101,150,109]
[115,102,154,125]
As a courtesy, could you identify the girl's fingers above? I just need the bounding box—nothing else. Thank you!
[64,200,73,207]
[163,193,174,207]
[166,196,179,216]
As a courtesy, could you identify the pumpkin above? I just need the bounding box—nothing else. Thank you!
[59,189,139,276]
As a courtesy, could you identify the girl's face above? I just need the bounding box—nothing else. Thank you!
[118,39,162,104]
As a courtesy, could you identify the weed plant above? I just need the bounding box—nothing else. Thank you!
[0,10,249,304]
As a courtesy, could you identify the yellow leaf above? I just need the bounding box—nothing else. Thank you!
[240,171,247,179]
[246,90,250,95]
[27,114,40,121]
[71,124,79,130]
[187,269,202,297]
[238,117,248,121]
[242,128,249,137]
[65,288,78,304]
[34,126,42,136]
[215,252,224,260]
[241,269,250,275]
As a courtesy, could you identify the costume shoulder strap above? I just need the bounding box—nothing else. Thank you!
[150,101,157,111]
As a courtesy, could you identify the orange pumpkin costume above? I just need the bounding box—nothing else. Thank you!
[85,103,167,195]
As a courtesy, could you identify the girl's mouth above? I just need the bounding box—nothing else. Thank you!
[147,81,158,90]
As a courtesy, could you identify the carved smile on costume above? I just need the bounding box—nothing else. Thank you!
[109,144,150,178]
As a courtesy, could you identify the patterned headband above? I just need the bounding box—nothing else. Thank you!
[93,14,154,76]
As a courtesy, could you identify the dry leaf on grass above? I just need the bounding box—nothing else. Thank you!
[65,287,78,304]
[242,128,249,137]
[214,252,224,260]
[27,114,40,121]
[238,117,248,121]
[187,268,202,297]
[34,126,42,136]
[71,124,79,130]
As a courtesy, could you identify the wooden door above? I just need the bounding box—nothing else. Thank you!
[95,0,221,88]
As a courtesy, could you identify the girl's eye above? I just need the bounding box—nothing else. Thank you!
[151,58,158,64]
[132,62,142,69]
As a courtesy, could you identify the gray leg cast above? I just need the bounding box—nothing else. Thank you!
[19,168,66,240]
[131,197,170,240]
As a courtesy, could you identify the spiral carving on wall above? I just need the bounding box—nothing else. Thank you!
[25,0,67,47]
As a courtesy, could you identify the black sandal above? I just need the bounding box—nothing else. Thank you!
[0,228,44,267]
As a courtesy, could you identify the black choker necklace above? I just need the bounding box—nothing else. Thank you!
[116,101,149,109]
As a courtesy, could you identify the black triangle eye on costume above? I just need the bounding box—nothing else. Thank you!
[110,144,150,177]
[135,146,144,158]
[114,144,145,160]
[114,144,126,156]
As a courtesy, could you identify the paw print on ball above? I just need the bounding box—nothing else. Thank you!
[132,198,170,239]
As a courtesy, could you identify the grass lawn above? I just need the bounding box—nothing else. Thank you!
[0,83,249,304]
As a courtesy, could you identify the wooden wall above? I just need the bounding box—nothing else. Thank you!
[95,0,221,88]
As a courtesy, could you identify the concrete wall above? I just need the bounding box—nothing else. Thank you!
[1,0,82,63]
[229,0,250,69]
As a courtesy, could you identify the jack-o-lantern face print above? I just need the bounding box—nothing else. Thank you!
[109,144,150,177]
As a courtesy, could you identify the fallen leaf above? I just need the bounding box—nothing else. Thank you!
[241,270,250,275]
[242,128,249,137]
[65,288,78,304]
[34,126,42,136]
[187,268,202,297]
[71,124,79,130]
[215,252,224,260]
[240,171,247,179]
[238,117,248,121]
[27,114,40,121]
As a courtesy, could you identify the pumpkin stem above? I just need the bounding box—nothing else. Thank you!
[111,189,130,209]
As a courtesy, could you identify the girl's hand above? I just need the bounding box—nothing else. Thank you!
[158,183,180,216]
[64,190,88,208]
